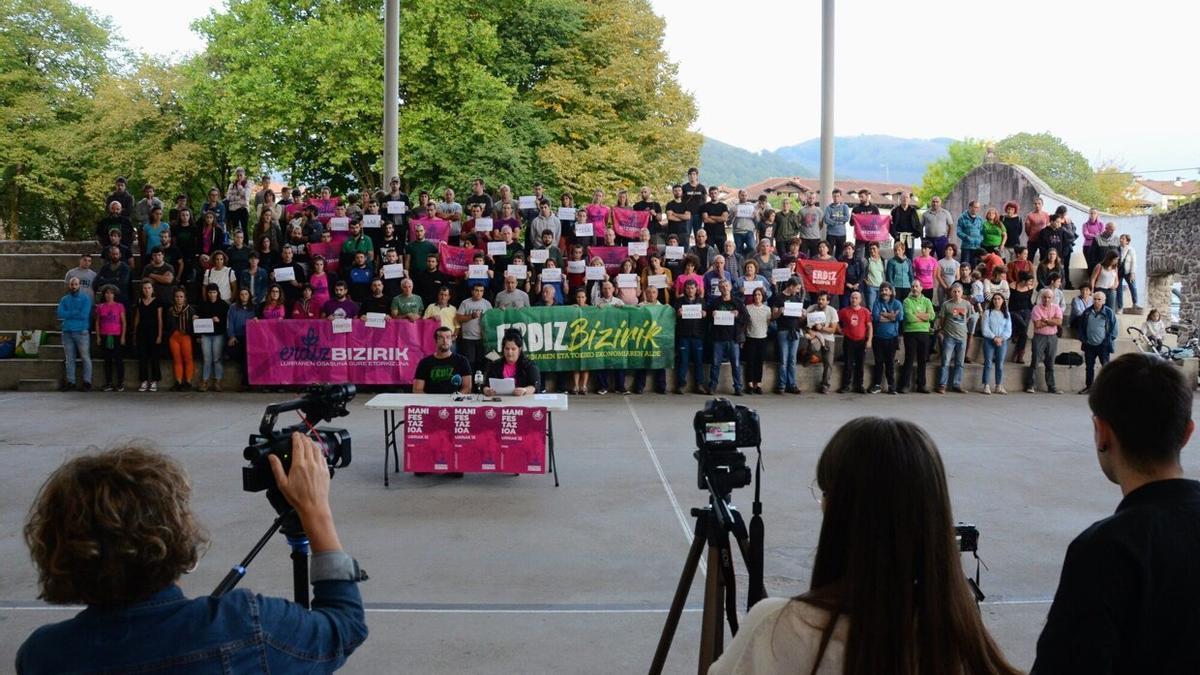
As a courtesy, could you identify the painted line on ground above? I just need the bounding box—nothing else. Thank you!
[624,397,694,546]
[0,601,703,615]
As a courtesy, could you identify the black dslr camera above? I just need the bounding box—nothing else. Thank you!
[243,384,356,515]
[693,398,761,496]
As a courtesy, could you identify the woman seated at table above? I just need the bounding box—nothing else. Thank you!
[482,328,541,396]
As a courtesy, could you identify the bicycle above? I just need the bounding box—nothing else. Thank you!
[1127,319,1200,362]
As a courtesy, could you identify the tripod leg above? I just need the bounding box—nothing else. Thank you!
[699,542,724,673]
[649,524,707,675]
[289,535,311,609]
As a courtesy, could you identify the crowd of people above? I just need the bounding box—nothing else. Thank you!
[58,168,1151,395]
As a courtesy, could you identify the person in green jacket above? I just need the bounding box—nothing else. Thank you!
[898,279,935,393]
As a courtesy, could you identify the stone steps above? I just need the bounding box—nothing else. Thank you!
[0,240,100,254]
[0,279,70,304]
[0,253,85,280]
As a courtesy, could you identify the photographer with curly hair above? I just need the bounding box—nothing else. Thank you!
[17,433,367,673]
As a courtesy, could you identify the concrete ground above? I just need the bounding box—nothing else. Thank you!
[1,389,1198,674]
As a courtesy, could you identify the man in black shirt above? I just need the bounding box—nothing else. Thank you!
[632,186,664,245]
[358,279,391,316]
[664,184,691,243]
[682,167,706,239]
[889,192,920,251]
[851,189,880,215]
[672,279,706,394]
[382,176,410,240]
[105,176,134,220]
[413,327,472,395]
[464,177,493,218]
[1034,353,1200,675]
[701,186,729,249]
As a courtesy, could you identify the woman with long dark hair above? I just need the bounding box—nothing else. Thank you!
[981,292,1012,394]
[482,328,541,396]
[711,418,1019,675]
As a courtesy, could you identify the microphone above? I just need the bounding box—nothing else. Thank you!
[473,370,484,394]
[450,374,463,389]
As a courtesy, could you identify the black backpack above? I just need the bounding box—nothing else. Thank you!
[1055,351,1083,367]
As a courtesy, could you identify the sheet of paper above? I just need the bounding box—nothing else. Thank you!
[329,216,350,231]
[574,222,594,237]
[617,273,638,288]
[783,302,804,317]
[713,310,735,326]
[664,245,684,260]
[382,263,405,279]
[586,266,607,280]
[362,214,382,229]
[273,266,295,282]
[468,264,490,278]
[557,207,576,221]
[807,311,827,326]
[487,241,507,256]
[567,260,586,274]
[489,377,516,395]
[772,267,792,282]
[736,204,754,218]
[681,303,702,319]
[539,267,562,282]
[364,312,387,328]
[534,393,559,402]
[627,242,648,256]
[332,318,353,334]
[507,264,528,280]
[529,248,549,264]
[742,280,763,293]
[386,201,407,214]
[518,195,537,210]
[474,217,494,232]
[192,318,214,334]
[648,274,668,289]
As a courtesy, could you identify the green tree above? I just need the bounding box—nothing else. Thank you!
[915,138,987,203]
[995,132,1105,207]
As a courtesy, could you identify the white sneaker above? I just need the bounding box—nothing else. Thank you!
[981,385,991,395]
[138,381,149,392]
[149,382,158,392]
[995,385,1008,395]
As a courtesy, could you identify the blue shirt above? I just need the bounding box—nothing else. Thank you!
[822,203,851,236]
[982,308,1013,340]
[871,297,905,339]
[56,290,92,332]
[226,304,256,338]
[957,211,985,250]
[142,222,170,253]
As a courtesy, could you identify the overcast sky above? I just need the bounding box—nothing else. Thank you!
[79,0,1200,178]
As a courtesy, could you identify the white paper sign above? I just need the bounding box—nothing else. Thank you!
[507,264,528,280]
[772,267,793,282]
[574,222,594,237]
[489,377,516,395]
[558,207,576,221]
[364,312,387,328]
[567,260,586,273]
[681,303,702,319]
[382,263,405,279]
[648,274,668,289]
[529,249,549,264]
[386,201,407,214]
[474,217,494,232]
[617,273,638,289]
[487,241,507,256]
[736,204,755,218]
[332,318,353,334]
[742,279,763,293]
[665,245,685,260]
[539,267,562,283]
[586,266,607,281]
[783,302,804,317]
[329,216,350,232]
[192,318,214,334]
[468,264,490,278]
[362,214,381,229]
[273,266,295,282]
[713,310,735,326]
[807,311,828,326]
[518,195,537,210]
[628,242,648,256]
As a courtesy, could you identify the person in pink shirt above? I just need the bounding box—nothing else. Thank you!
[1025,288,1064,393]
[93,285,127,391]
[1082,207,1106,271]
[912,240,939,300]
[673,255,704,297]
[309,255,333,308]
[584,189,611,242]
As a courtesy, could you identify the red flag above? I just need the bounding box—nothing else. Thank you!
[851,213,891,242]
[437,241,472,278]
[612,207,651,239]
[409,217,450,243]
[798,259,846,295]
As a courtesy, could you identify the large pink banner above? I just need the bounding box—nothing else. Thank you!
[587,246,628,276]
[409,217,450,243]
[246,319,438,385]
[310,198,340,224]
[437,241,471,278]
[404,405,546,474]
[612,207,651,239]
[852,213,892,242]
[307,241,342,274]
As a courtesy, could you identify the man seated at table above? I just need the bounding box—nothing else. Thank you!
[413,326,472,395]
[482,328,541,397]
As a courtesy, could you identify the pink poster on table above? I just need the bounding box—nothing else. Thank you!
[408,217,450,243]
[450,406,502,472]
[586,246,628,276]
[498,407,548,474]
[612,207,651,239]
[246,319,438,385]
[437,242,472,278]
[310,198,340,224]
[403,406,455,472]
[851,213,892,242]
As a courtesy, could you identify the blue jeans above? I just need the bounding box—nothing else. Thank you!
[982,339,1007,385]
[938,335,966,388]
[710,340,742,393]
[62,330,92,385]
[200,334,225,380]
[864,285,880,313]
[676,336,704,389]
[776,331,799,390]
[734,230,756,257]
[1117,268,1137,309]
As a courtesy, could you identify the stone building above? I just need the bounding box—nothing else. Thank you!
[1146,200,1200,328]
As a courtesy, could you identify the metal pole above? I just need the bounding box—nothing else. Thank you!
[383,0,400,187]
[819,0,835,206]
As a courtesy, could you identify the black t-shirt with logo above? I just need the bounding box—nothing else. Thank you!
[682,183,706,213]
[414,353,472,393]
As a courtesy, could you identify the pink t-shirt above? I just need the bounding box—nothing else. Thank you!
[674,273,705,296]
[96,302,125,336]
[584,205,610,240]
[502,361,518,379]
[310,272,331,308]
[912,256,938,289]
[1031,302,1063,335]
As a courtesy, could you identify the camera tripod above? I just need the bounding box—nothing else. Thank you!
[650,472,766,675]
[211,507,314,608]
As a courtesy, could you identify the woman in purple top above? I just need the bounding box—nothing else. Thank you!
[1082,208,1106,272]
[257,284,287,320]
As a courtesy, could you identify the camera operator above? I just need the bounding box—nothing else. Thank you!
[709,417,1018,675]
[17,433,367,673]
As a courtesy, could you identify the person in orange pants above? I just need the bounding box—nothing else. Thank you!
[166,287,196,391]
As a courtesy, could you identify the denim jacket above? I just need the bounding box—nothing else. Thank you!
[17,551,367,674]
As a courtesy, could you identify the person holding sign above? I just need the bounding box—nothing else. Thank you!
[456,283,492,371]
[730,189,757,257]
[804,293,840,394]
[737,259,772,304]
[673,280,706,394]
[706,280,745,396]
[640,254,673,304]
[483,329,541,397]
[196,284,228,392]
[743,288,772,395]
[358,279,392,318]
[531,200,562,246]
[770,278,806,394]
[594,281,627,395]
[531,228,564,272]
[166,288,196,391]
[615,258,641,305]
[703,254,735,299]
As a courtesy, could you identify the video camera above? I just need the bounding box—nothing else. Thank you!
[693,398,761,496]
[243,384,356,516]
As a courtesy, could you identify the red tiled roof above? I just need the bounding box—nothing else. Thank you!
[744,176,916,202]
[1137,179,1199,197]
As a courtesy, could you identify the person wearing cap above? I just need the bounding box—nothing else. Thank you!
[227,167,251,234]
[105,176,134,218]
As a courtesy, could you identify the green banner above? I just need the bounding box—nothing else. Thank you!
[482,305,676,372]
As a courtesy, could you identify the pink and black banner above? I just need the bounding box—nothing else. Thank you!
[587,246,628,276]
[403,405,547,473]
[612,207,651,239]
[246,319,438,385]
[851,213,891,242]
[437,242,472,278]
[409,217,451,243]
